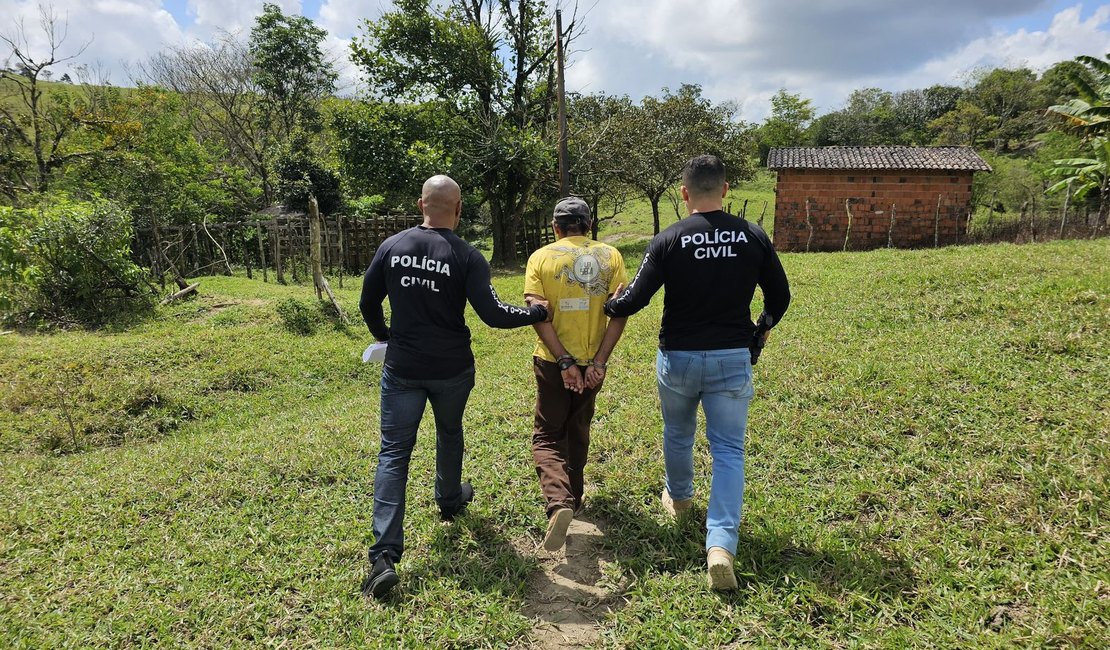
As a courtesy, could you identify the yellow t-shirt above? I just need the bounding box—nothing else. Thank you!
[524,236,628,363]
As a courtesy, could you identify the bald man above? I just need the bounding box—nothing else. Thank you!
[358,175,551,598]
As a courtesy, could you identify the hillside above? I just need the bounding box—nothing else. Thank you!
[1,238,1107,647]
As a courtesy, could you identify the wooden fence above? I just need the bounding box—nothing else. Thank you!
[135,214,423,284]
[136,211,560,285]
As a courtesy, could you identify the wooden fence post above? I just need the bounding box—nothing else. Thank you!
[190,223,200,275]
[843,198,853,252]
[274,221,285,284]
[336,214,345,289]
[256,223,268,283]
[887,203,896,248]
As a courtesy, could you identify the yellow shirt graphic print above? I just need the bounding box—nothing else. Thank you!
[524,236,627,363]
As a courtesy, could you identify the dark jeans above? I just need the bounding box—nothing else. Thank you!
[532,357,602,517]
[370,365,476,563]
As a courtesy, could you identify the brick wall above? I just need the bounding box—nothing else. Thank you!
[772,169,975,252]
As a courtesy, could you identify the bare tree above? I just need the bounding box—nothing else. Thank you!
[141,34,275,205]
[0,4,94,197]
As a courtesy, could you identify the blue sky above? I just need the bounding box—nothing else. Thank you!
[4,1,1110,120]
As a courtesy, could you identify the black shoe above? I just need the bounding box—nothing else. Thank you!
[439,482,474,521]
[361,555,399,599]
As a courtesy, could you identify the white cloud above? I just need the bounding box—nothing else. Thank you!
[2,0,188,84]
[318,0,384,38]
[184,0,301,38]
[919,5,1110,79]
[566,1,1110,121]
[3,0,1108,120]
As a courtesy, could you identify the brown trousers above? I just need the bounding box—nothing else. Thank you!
[532,357,603,516]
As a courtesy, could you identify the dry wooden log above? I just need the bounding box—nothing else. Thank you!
[161,283,200,305]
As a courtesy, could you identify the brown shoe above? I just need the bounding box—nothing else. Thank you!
[661,488,692,519]
[542,507,574,551]
[707,547,738,590]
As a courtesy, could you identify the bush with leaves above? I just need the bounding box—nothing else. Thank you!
[275,297,320,335]
[0,198,153,326]
[273,133,342,214]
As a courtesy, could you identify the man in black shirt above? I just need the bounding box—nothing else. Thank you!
[358,175,550,598]
[605,155,790,590]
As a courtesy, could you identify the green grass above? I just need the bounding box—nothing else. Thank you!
[1,238,1108,648]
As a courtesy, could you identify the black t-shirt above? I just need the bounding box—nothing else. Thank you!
[604,210,790,350]
[360,226,547,379]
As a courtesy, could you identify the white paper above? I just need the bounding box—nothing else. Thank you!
[559,297,590,312]
[362,342,388,363]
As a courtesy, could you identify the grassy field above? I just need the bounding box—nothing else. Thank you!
[1,235,1108,647]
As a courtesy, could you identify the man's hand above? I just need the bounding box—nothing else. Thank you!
[561,365,585,393]
[526,294,554,322]
[610,283,625,300]
[585,364,606,389]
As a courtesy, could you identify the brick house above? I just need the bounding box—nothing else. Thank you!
[766,146,992,252]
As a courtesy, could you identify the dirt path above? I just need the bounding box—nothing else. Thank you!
[521,515,624,649]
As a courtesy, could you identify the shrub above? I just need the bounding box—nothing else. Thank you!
[275,297,320,335]
[0,199,153,326]
[346,195,386,219]
[273,133,343,215]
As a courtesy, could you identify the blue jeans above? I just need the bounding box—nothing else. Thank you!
[370,365,476,563]
[656,348,754,555]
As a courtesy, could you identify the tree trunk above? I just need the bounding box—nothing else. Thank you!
[490,200,521,267]
[651,197,661,235]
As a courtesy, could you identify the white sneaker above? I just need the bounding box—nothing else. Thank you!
[707,547,738,590]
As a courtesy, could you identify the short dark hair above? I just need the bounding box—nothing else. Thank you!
[682,155,726,197]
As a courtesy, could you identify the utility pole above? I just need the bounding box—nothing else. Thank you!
[555,9,569,196]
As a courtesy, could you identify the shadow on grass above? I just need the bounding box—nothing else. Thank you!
[588,494,916,603]
[371,513,538,606]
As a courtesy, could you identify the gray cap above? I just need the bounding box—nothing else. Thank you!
[553,196,591,222]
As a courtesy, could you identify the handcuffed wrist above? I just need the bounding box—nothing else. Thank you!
[556,354,576,371]
[589,360,608,369]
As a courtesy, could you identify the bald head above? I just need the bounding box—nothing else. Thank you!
[419,175,462,228]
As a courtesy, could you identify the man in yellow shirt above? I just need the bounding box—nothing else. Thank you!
[524,197,628,551]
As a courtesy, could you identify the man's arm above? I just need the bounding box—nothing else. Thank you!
[525,293,585,393]
[604,238,665,318]
[466,251,549,327]
[359,248,390,341]
[757,239,791,329]
[585,315,627,389]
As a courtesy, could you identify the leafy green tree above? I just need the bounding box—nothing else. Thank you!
[351,0,576,265]
[565,92,634,237]
[1046,54,1110,227]
[1037,60,1085,106]
[893,85,963,144]
[61,87,256,226]
[613,84,752,235]
[250,3,337,137]
[969,67,1041,153]
[274,130,343,214]
[756,89,815,162]
[929,99,990,147]
[811,88,899,145]
[328,99,462,210]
